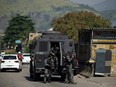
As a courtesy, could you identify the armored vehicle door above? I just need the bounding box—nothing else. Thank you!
[64,40,78,71]
[34,40,49,68]
[50,41,64,67]
[64,40,75,53]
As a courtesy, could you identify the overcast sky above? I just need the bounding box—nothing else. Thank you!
[71,0,105,6]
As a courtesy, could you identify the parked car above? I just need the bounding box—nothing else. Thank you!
[22,53,31,64]
[0,54,22,72]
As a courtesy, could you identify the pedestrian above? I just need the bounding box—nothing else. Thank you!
[17,51,23,61]
[17,51,23,69]
[44,52,55,83]
[64,51,76,84]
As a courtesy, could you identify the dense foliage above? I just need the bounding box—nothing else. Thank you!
[52,11,112,42]
[4,14,35,47]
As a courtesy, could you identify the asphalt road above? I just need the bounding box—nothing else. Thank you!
[0,64,116,87]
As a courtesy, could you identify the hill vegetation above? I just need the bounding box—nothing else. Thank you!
[0,0,97,31]
[100,10,116,20]
[52,11,111,42]
[71,0,116,22]
[101,10,116,20]
[93,0,116,11]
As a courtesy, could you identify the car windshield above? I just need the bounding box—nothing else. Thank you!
[3,56,16,60]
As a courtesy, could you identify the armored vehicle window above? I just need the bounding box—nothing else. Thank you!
[39,41,48,52]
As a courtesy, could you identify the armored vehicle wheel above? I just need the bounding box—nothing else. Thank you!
[30,67,33,78]
[33,71,38,81]
[29,60,34,79]
[32,68,41,81]
[30,72,33,79]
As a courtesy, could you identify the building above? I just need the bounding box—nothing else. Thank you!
[77,28,116,75]
[29,32,42,41]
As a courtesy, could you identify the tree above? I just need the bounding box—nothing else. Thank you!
[4,14,35,47]
[52,11,112,42]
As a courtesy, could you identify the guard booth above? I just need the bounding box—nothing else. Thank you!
[95,49,112,76]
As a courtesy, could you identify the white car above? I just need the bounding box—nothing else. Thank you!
[22,53,31,64]
[0,54,22,72]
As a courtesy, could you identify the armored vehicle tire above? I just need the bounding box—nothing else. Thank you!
[32,69,41,81]
[33,71,38,81]
[33,73,41,81]
[29,64,33,78]
[29,62,33,79]
[30,71,33,79]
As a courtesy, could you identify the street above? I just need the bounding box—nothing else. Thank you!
[0,64,116,87]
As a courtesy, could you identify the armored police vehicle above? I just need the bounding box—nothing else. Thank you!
[29,31,78,81]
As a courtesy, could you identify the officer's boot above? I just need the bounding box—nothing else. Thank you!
[64,75,69,84]
[44,75,47,83]
[48,74,51,83]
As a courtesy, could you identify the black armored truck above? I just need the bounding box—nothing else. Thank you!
[29,31,78,81]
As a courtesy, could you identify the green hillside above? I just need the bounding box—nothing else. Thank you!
[0,0,79,16]
[0,0,97,31]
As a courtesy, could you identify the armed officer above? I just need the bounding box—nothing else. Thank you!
[64,51,76,84]
[44,52,56,83]
[51,51,58,72]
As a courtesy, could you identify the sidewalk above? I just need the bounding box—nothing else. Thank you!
[74,74,116,87]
